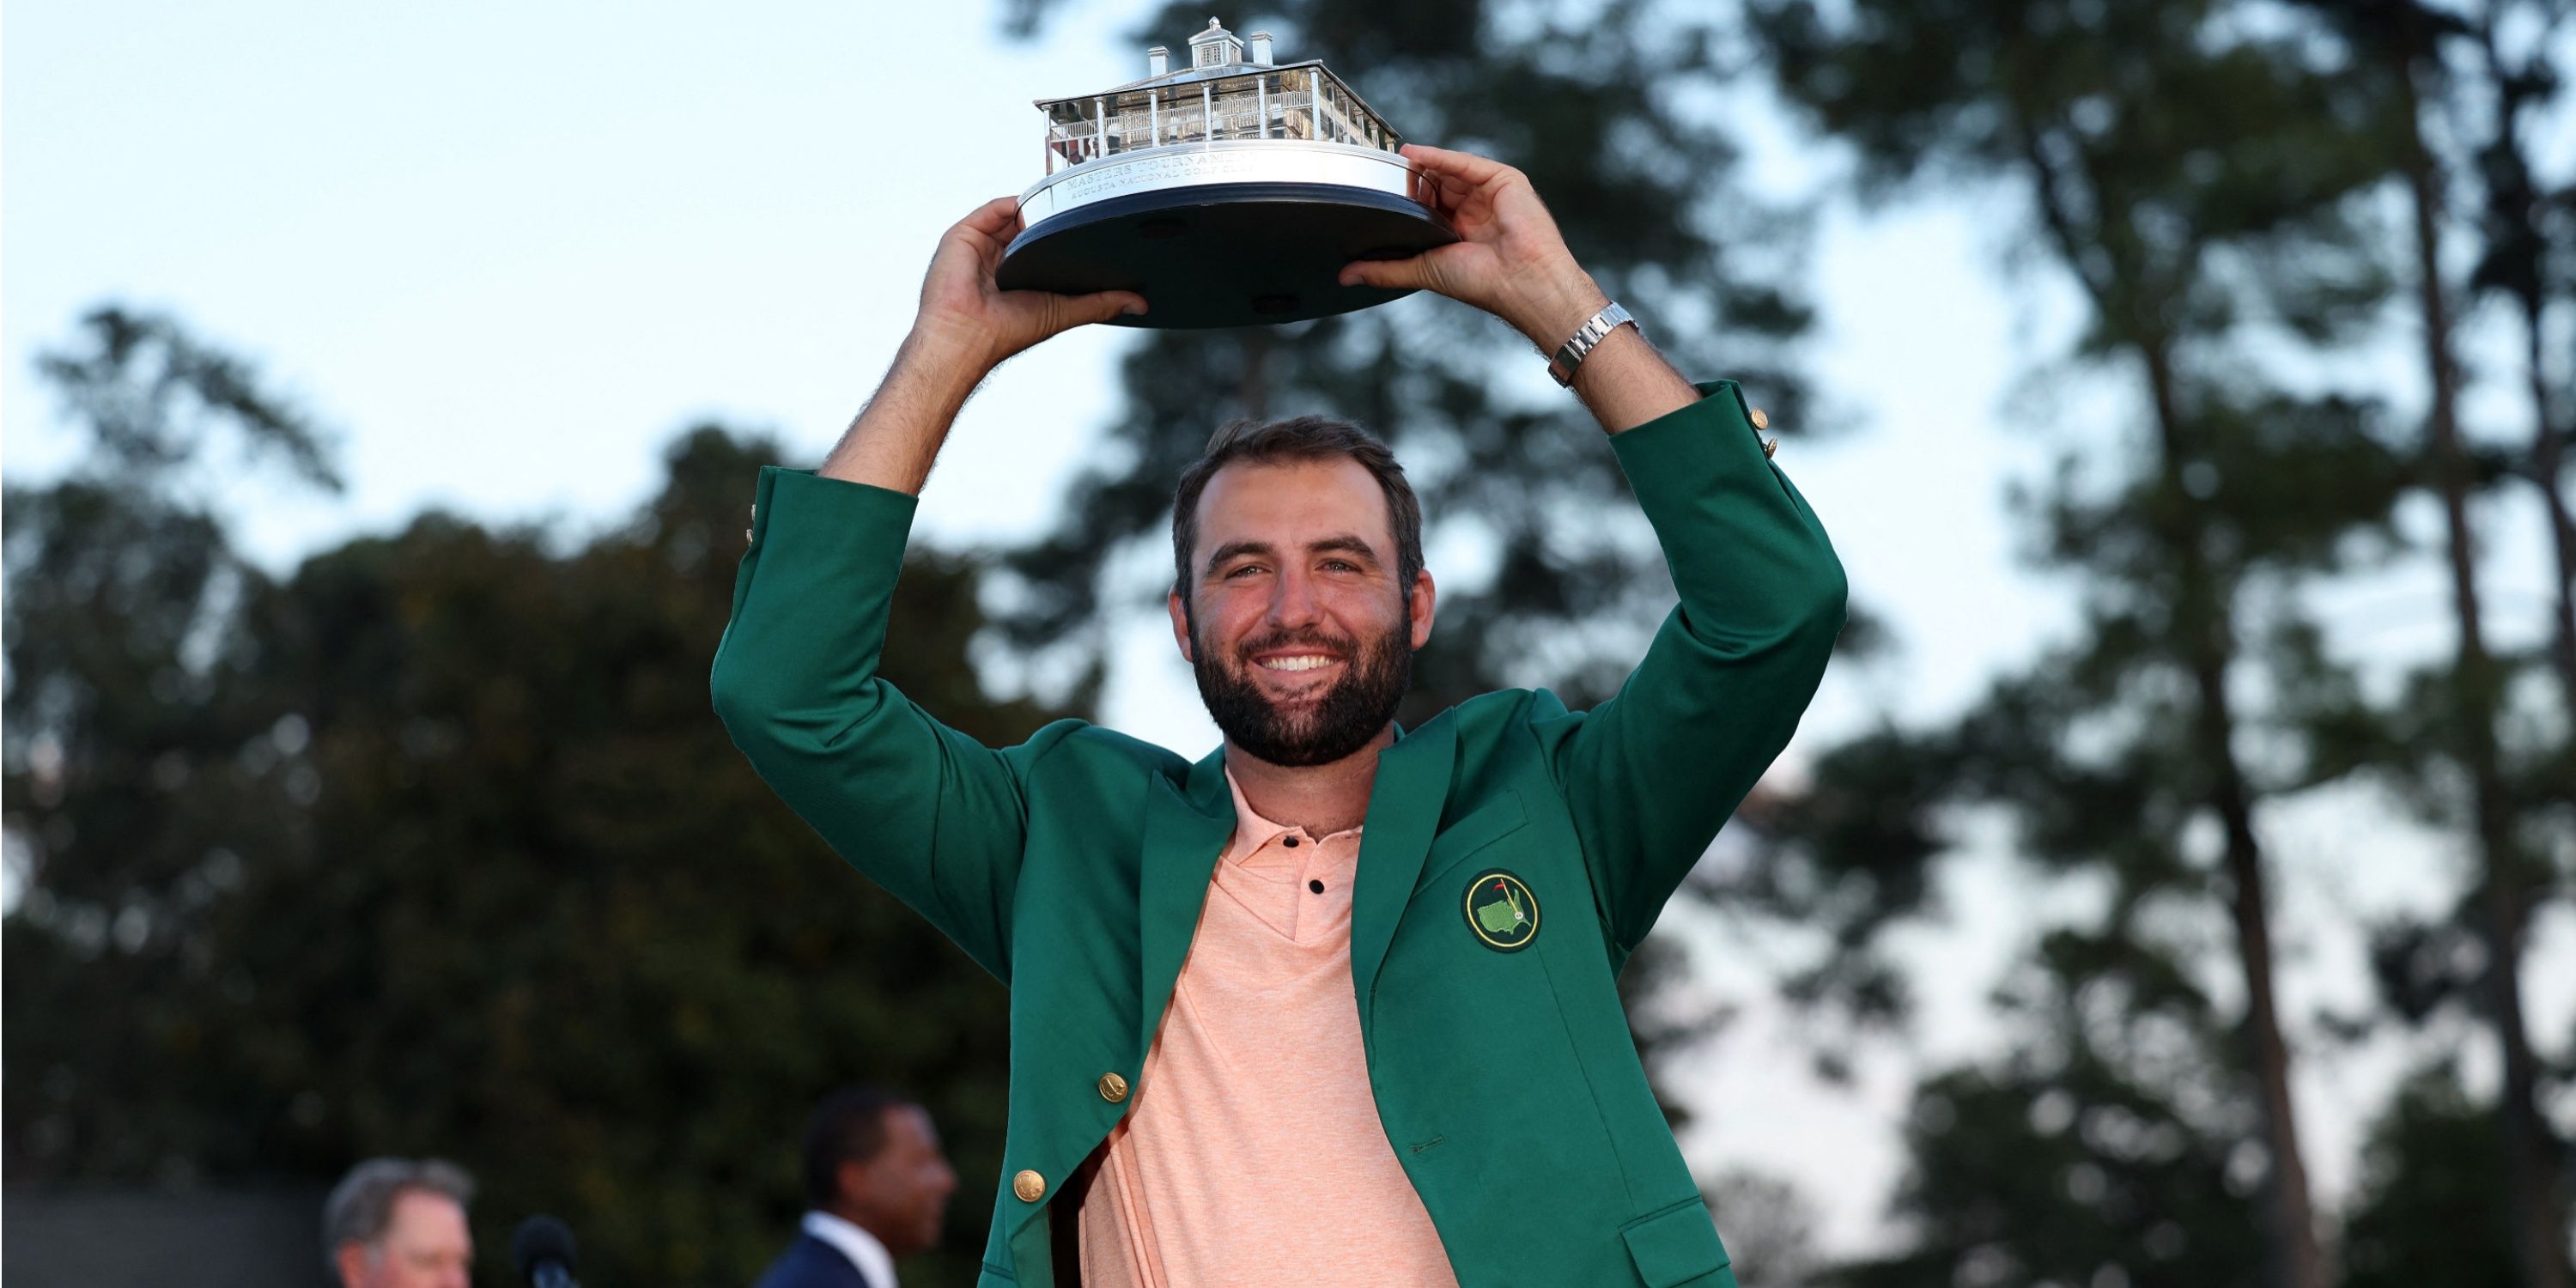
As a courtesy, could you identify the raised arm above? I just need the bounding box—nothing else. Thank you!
[1336,143,1697,435]
[711,199,1142,979]
[823,196,1145,492]
[1344,147,1847,952]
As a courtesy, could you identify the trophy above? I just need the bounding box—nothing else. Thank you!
[995,17,1457,329]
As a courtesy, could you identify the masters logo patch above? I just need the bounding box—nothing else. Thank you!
[1462,869,1540,951]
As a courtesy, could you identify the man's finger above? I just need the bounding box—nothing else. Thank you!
[1058,289,1149,327]
[1401,143,1513,188]
[1338,255,1431,291]
[957,196,1024,240]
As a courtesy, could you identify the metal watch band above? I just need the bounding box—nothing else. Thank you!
[1546,302,1638,387]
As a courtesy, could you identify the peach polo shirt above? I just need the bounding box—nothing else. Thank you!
[1076,770,1459,1287]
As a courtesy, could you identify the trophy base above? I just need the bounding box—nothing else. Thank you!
[998,183,1456,330]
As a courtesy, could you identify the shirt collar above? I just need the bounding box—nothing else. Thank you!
[1221,767,1362,860]
[802,1210,897,1288]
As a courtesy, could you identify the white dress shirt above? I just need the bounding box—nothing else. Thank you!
[801,1210,898,1288]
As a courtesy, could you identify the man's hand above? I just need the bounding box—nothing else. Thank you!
[914,197,1147,374]
[820,199,1145,492]
[1335,144,1609,350]
[1341,145,1698,432]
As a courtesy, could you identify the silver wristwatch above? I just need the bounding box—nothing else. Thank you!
[1546,302,1637,387]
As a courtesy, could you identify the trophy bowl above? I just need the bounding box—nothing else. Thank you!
[996,19,1456,330]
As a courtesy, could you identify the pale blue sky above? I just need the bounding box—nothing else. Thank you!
[9,0,2570,1258]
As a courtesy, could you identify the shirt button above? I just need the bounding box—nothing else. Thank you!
[1282,835,1299,848]
[1097,1072,1130,1103]
[1013,1170,1047,1202]
[1309,879,1325,894]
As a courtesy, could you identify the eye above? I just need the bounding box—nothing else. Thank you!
[1321,559,1361,573]
[1224,563,1267,579]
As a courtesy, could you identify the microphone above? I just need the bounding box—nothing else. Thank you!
[511,1215,580,1288]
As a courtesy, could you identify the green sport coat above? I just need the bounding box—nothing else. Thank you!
[711,380,1845,1288]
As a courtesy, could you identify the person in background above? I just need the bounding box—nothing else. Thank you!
[321,1157,475,1288]
[755,1085,959,1288]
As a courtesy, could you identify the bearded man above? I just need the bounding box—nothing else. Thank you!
[711,144,1845,1288]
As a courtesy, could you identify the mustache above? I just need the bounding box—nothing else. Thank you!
[1231,629,1358,660]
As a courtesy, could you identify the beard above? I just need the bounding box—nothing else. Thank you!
[1191,611,1413,768]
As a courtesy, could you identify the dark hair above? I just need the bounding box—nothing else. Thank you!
[321,1157,475,1273]
[1170,416,1425,607]
[802,1085,908,1207]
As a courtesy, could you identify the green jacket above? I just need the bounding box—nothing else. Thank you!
[711,380,1844,1288]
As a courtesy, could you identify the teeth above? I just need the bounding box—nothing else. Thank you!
[1261,655,1337,671]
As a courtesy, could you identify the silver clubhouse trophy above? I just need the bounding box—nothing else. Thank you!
[994,17,1458,329]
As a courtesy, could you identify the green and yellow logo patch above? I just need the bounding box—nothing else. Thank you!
[1462,870,1540,951]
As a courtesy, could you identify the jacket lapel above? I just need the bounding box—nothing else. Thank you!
[1348,714,1457,1030]
[1137,746,1235,1054]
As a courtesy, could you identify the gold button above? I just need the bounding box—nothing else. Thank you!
[1097,1072,1130,1103]
[1012,1170,1046,1202]
[744,528,755,543]
[1748,407,1771,430]
[1761,438,1778,460]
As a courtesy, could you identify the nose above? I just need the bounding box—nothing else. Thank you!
[1267,567,1323,629]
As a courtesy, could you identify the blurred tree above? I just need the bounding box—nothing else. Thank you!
[1835,931,2272,1288]
[1701,1167,1826,1288]
[6,307,343,1184]
[4,310,1071,1285]
[1748,0,2413,1284]
[2340,1063,2534,1288]
[2451,0,2574,700]
[2293,6,2575,1282]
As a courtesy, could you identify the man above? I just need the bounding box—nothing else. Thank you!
[712,144,1845,1287]
[321,1157,475,1288]
[754,1086,959,1288]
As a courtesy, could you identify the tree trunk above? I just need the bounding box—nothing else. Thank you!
[2518,297,2576,713]
[2141,340,2329,1288]
[2474,12,2576,715]
[2397,54,2571,1288]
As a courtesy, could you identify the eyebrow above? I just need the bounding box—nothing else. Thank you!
[1202,534,1384,577]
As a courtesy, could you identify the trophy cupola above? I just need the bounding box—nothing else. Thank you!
[1188,17,1246,69]
[1007,15,1453,327]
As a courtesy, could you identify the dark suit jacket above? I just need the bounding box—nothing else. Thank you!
[752,1232,872,1288]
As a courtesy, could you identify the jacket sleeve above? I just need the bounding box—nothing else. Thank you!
[708,465,1067,981]
[1530,380,1847,952]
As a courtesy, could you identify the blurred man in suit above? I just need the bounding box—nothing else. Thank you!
[755,1086,958,1288]
[322,1157,475,1288]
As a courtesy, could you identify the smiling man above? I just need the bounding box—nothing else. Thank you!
[712,144,1845,1288]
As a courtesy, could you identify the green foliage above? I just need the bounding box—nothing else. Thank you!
[1746,0,2410,1005]
[2341,1065,2536,1288]
[5,313,1067,1285]
[1744,0,2437,1279]
[1836,933,2269,1288]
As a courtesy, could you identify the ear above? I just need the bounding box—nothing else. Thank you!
[334,1242,369,1288]
[1407,569,1437,651]
[836,1156,874,1206]
[1168,590,1195,663]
